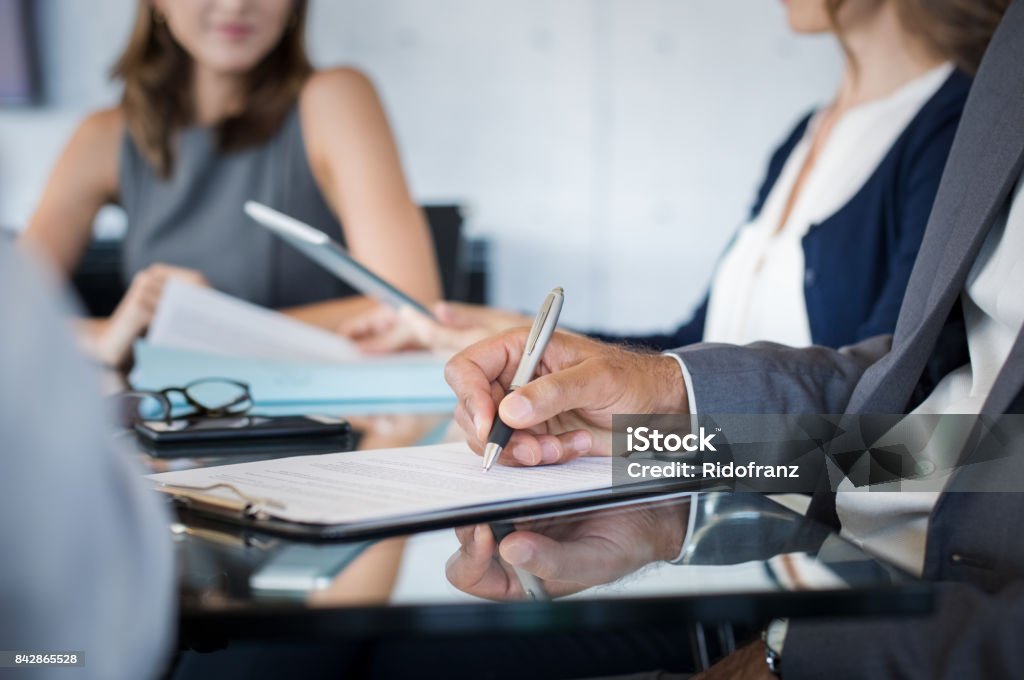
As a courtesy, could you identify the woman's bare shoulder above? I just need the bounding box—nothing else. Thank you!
[299,66,382,117]
[57,106,125,198]
[74,106,126,146]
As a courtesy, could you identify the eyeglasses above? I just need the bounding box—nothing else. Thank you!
[115,378,253,426]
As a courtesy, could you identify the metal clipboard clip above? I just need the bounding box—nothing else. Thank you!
[157,482,287,521]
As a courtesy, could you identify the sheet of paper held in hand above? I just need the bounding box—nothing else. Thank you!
[148,443,613,526]
[147,278,363,363]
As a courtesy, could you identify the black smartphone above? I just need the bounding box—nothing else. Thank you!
[135,414,351,445]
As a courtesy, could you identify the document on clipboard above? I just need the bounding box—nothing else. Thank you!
[148,443,699,539]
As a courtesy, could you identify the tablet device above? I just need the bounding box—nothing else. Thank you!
[244,201,435,319]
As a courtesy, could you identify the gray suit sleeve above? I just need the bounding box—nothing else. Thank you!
[0,246,174,680]
[784,582,1024,679]
[669,335,892,413]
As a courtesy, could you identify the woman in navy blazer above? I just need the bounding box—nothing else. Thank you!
[595,70,971,350]
[340,0,1007,355]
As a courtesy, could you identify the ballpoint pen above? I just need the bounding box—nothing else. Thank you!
[481,287,564,601]
[482,286,565,471]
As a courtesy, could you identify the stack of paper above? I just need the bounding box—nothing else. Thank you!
[131,280,453,411]
[145,278,364,363]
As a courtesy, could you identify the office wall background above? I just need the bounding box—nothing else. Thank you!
[0,0,840,333]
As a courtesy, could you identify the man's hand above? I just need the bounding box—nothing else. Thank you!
[445,330,688,466]
[446,502,689,599]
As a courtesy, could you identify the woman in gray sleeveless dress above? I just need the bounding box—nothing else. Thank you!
[21,0,441,366]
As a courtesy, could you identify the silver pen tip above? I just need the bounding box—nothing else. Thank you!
[482,442,502,471]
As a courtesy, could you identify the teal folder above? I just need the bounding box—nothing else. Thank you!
[130,341,456,413]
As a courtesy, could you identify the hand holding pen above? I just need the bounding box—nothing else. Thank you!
[482,286,566,470]
[479,286,565,602]
[444,286,691,600]
[445,301,690,464]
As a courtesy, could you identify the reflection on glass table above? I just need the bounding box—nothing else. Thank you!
[148,412,452,626]
[173,491,931,646]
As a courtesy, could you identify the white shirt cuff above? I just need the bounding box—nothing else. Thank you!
[661,352,700,564]
[662,351,698,415]
[667,493,700,564]
[765,617,790,655]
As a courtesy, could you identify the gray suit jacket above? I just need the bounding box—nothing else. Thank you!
[0,243,174,679]
[672,2,1024,677]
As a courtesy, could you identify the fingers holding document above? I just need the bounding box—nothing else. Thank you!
[88,263,208,366]
[444,330,691,464]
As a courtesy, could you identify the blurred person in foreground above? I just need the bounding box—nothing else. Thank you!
[0,240,174,679]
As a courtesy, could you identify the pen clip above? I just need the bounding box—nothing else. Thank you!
[524,291,558,356]
[509,288,564,391]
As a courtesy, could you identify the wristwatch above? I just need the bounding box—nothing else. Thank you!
[762,618,789,677]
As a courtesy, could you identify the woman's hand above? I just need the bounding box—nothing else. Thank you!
[85,264,207,366]
[337,301,531,355]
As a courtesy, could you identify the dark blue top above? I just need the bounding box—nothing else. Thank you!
[593,70,972,350]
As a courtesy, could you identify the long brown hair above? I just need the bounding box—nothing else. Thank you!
[112,0,312,178]
[826,0,1011,75]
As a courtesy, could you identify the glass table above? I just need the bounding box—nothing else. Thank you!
[132,413,931,651]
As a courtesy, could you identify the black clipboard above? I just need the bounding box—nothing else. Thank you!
[158,476,725,541]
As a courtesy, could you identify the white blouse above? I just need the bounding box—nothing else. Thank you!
[701,63,954,346]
